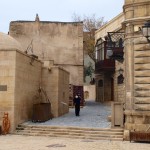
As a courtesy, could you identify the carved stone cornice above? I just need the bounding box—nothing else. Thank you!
[123,16,150,25]
[123,1,150,10]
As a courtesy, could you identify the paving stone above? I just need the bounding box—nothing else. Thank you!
[24,100,111,128]
[0,135,150,150]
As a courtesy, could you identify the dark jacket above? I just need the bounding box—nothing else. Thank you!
[73,97,81,105]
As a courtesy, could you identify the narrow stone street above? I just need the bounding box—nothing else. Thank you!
[24,100,111,128]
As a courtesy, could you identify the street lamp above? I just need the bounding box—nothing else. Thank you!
[142,21,150,42]
[118,68,124,84]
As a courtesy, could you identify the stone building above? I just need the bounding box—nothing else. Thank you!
[95,13,125,103]
[9,15,83,86]
[95,0,150,139]
[0,15,84,132]
[0,32,69,132]
[123,0,150,139]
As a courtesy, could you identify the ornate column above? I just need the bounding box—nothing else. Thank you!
[123,0,150,133]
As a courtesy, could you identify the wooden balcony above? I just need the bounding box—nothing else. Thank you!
[111,47,124,61]
[95,59,115,73]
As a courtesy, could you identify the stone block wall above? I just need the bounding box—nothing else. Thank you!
[14,51,42,129]
[123,0,150,133]
[0,50,16,132]
[113,61,125,103]
[42,66,69,117]
[0,49,42,132]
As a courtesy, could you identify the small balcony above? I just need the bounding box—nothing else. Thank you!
[111,47,124,60]
[106,32,124,61]
[95,59,115,73]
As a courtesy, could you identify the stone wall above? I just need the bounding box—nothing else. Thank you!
[123,0,150,133]
[0,49,42,132]
[42,65,69,117]
[9,21,83,86]
[14,50,42,130]
[84,85,96,100]
[113,61,125,102]
[0,49,70,132]
[0,50,16,132]
[58,68,69,116]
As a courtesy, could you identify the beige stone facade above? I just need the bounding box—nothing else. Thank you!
[95,0,150,139]
[9,20,83,86]
[95,13,125,103]
[42,64,69,117]
[0,32,70,132]
[123,0,150,133]
[0,49,42,131]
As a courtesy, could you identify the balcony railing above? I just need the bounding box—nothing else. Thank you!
[106,32,124,61]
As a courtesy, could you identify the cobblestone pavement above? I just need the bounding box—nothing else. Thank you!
[24,100,111,128]
[0,135,150,150]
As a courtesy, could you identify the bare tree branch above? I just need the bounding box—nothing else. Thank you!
[72,13,107,61]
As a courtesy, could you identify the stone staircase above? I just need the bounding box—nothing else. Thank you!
[14,124,124,141]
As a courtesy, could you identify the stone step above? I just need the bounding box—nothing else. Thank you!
[16,128,123,136]
[15,124,123,141]
[15,129,123,138]
[17,124,123,132]
[14,132,123,141]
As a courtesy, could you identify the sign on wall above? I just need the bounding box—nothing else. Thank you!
[0,85,7,91]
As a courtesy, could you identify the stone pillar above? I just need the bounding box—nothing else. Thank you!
[123,0,150,134]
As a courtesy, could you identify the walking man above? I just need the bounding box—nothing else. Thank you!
[73,94,81,116]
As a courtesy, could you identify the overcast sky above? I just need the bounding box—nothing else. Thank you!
[0,0,124,33]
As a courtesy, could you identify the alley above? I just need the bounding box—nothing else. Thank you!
[24,100,111,128]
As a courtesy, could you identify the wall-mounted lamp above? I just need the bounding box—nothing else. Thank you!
[118,68,124,84]
[142,21,150,42]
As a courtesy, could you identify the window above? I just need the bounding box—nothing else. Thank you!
[95,38,105,61]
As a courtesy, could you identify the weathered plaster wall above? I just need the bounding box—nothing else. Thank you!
[58,68,69,116]
[9,21,83,86]
[84,85,96,100]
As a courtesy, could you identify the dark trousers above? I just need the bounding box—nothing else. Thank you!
[75,104,80,116]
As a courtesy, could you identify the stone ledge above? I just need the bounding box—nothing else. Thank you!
[124,110,150,116]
